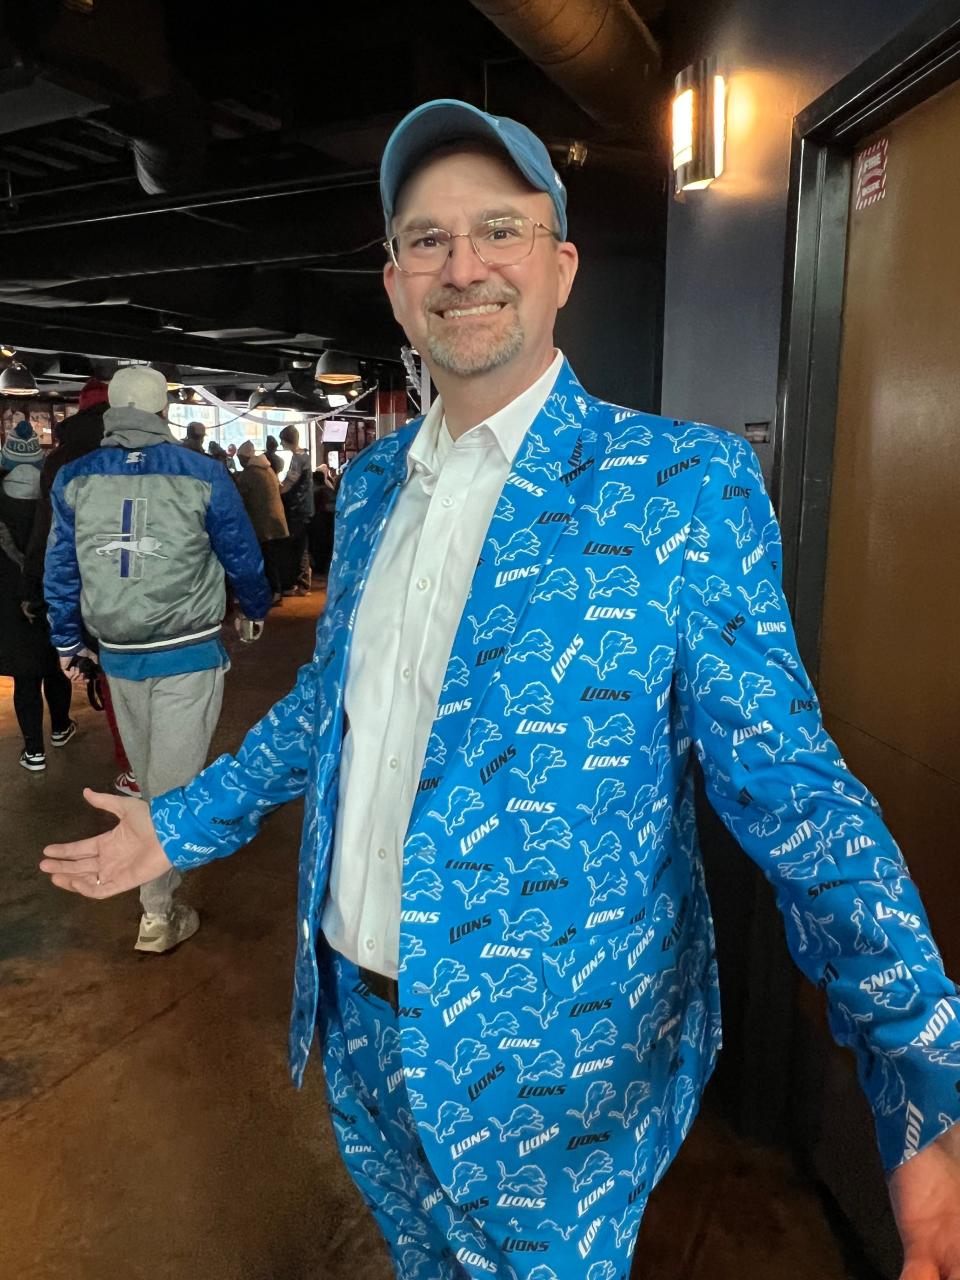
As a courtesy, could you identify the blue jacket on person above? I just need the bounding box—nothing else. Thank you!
[46,405,271,680]
[149,359,960,1244]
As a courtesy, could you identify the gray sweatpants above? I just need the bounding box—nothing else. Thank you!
[107,667,225,915]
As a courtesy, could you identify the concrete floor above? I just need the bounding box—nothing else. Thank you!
[0,591,861,1279]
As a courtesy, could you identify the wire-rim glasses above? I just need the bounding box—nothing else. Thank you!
[384,215,560,275]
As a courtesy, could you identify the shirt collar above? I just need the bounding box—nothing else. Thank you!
[406,349,564,484]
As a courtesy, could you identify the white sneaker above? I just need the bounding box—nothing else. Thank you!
[135,904,200,954]
[51,719,79,748]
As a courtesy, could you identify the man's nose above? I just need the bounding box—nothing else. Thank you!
[440,233,492,290]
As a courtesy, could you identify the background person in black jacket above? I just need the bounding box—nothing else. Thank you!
[278,424,314,595]
[0,422,75,771]
[308,461,339,584]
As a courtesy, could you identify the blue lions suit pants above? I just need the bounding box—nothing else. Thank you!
[324,947,642,1280]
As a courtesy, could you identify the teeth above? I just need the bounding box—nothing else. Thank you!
[441,303,504,319]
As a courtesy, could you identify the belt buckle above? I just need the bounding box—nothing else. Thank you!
[360,966,399,1011]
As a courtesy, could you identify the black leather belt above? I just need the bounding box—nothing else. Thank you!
[359,966,399,1010]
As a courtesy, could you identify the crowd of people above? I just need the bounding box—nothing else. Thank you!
[179,417,340,601]
[0,367,339,950]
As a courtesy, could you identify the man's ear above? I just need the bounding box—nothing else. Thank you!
[383,261,401,323]
[555,241,579,310]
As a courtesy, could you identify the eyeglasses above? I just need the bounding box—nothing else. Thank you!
[384,215,560,275]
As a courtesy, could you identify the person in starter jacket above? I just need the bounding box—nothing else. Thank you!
[21,378,139,796]
[45,365,271,953]
[39,103,960,1278]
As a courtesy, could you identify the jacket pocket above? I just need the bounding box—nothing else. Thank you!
[538,914,658,1000]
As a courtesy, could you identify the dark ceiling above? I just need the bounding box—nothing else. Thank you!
[0,0,671,401]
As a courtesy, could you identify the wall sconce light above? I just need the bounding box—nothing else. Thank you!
[672,58,726,194]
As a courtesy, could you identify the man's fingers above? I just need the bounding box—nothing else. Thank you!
[41,834,103,864]
[40,856,100,877]
[49,873,116,899]
[81,787,129,819]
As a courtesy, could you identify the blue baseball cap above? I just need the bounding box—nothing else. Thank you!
[380,98,568,240]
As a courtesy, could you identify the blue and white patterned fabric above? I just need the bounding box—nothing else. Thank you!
[152,359,960,1264]
[324,946,643,1279]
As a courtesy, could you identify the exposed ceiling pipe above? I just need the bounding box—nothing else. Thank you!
[468,0,661,134]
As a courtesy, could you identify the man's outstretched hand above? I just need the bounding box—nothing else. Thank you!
[891,1122,960,1279]
[40,789,173,898]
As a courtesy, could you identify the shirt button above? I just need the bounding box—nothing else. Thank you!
[401,666,412,681]
[365,938,376,952]
[417,576,430,591]
[388,756,399,770]
[441,496,454,508]
[377,847,387,861]
[301,918,309,941]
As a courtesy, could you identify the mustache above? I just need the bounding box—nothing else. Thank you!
[425,283,519,313]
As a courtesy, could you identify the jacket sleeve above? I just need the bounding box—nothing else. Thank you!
[44,473,85,655]
[279,450,302,495]
[673,432,960,1171]
[150,650,321,868]
[205,463,272,619]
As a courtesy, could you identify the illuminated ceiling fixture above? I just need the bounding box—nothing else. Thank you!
[0,361,40,396]
[672,58,726,194]
[315,351,361,385]
[1,344,17,359]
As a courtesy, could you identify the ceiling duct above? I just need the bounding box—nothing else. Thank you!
[468,0,661,134]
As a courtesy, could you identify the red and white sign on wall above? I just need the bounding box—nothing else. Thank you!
[855,138,889,211]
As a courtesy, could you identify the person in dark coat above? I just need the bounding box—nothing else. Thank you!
[308,461,339,583]
[235,440,288,603]
[22,379,109,608]
[20,380,138,794]
[181,421,206,454]
[264,434,284,475]
[0,422,75,770]
[278,424,314,594]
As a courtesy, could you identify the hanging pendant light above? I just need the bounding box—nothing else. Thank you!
[0,361,40,396]
[315,351,361,385]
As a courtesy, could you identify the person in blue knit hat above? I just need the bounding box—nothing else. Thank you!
[1,421,44,500]
[1,420,77,769]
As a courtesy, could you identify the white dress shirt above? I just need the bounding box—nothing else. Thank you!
[321,350,564,977]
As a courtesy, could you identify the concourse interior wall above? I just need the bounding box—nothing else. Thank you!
[655,0,935,1183]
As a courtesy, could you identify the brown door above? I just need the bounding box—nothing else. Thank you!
[793,75,960,1278]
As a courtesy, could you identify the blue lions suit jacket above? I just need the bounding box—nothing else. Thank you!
[153,359,959,1236]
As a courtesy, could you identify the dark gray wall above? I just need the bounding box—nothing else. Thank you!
[656,0,938,1148]
[556,167,665,413]
[660,0,933,480]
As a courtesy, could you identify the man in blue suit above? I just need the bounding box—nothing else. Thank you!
[41,101,959,1279]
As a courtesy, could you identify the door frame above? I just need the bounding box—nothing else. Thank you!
[774,0,960,678]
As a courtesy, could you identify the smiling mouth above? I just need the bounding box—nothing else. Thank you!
[435,302,508,320]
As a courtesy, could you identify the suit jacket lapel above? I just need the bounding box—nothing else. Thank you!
[407,360,599,825]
